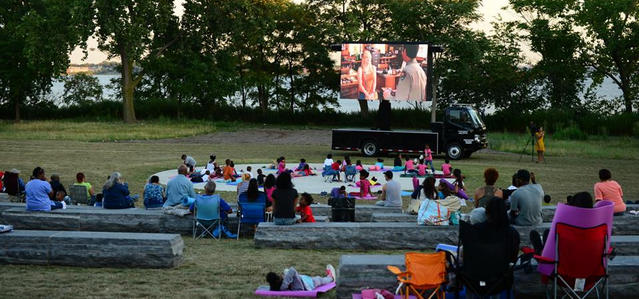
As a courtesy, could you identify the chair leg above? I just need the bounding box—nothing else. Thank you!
[236,220,241,240]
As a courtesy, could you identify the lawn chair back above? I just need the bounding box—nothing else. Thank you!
[405,251,447,287]
[555,223,608,289]
[195,195,221,221]
[538,201,613,277]
[3,172,20,196]
[238,192,266,205]
[238,201,265,224]
[457,220,519,296]
[69,184,89,205]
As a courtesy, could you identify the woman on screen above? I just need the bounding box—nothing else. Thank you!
[357,50,377,100]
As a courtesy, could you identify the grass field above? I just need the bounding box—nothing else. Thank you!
[0,120,638,298]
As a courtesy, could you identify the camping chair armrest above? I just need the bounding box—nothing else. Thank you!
[533,255,555,264]
[607,247,616,261]
[386,265,405,275]
[521,246,535,255]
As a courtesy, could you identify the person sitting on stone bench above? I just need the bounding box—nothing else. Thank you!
[102,172,138,209]
[266,264,336,291]
[26,167,66,211]
[509,169,543,226]
[376,171,402,207]
[144,175,165,209]
[164,164,196,209]
[73,172,96,205]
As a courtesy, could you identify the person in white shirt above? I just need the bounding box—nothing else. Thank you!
[206,155,216,173]
[323,154,334,168]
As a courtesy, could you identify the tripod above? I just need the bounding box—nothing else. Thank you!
[518,134,535,162]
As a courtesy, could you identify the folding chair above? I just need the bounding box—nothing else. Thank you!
[322,165,338,182]
[525,201,615,299]
[236,200,265,239]
[192,195,221,240]
[69,184,89,205]
[453,221,522,298]
[344,165,357,182]
[387,251,447,299]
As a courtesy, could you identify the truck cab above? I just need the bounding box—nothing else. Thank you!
[431,105,487,159]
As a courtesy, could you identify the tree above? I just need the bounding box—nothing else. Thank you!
[62,73,104,105]
[0,0,93,121]
[94,0,178,123]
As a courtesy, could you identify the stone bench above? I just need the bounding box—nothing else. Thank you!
[254,222,553,250]
[0,230,183,268]
[0,207,321,235]
[337,254,639,299]
[231,203,402,222]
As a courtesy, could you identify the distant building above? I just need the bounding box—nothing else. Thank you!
[66,65,93,75]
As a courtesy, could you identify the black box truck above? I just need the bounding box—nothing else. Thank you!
[331,105,487,160]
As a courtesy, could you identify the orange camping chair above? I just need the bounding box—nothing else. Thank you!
[387,251,447,299]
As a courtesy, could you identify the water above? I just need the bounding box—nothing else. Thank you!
[49,74,623,113]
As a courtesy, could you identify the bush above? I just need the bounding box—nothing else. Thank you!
[553,125,588,140]
[633,121,639,137]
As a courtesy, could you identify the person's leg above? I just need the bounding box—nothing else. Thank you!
[50,201,64,210]
[311,276,333,288]
[530,230,543,255]
[375,200,385,206]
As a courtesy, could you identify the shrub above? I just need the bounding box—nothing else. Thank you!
[553,125,588,140]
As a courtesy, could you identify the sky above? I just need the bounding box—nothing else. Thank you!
[70,0,535,64]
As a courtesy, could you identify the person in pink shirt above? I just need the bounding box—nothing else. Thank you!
[423,144,435,172]
[594,169,625,215]
[441,159,452,177]
[404,156,416,174]
[350,169,372,198]
[417,160,427,176]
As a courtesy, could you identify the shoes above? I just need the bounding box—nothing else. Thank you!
[326,264,336,282]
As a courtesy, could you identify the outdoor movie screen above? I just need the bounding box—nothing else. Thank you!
[340,43,429,101]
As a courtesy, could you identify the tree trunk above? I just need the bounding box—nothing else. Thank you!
[358,100,369,117]
[121,51,137,123]
[620,77,634,113]
[430,72,439,123]
[14,94,21,122]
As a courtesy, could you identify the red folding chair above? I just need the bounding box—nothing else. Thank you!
[534,223,612,299]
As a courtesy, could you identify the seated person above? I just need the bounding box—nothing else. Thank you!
[331,186,347,199]
[343,160,357,181]
[465,196,520,261]
[376,171,403,207]
[26,167,65,211]
[509,169,543,226]
[296,193,316,223]
[369,158,384,171]
[295,158,308,171]
[257,169,266,186]
[73,172,96,204]
[404,156,416,174]
[323,154,334,168]
[144,175,165,209]
[594,168,625,215]
[190,170,210,183]
[205,154,216,173]
[266,265,336,291]
[441,160,452,177]
[3,168,26,195]
[417,161,428,176]
[49,174,66,201]
[331,160,342,181]
[355,160,363,171]
[393,154,404,170]
[474,168,503,209]
[542,194,552,206]
[164,165,196,208]
[272,172,299,225]
[349,170,371,198]
[241,179,265,204]
[189,181,236,238]
[277,156,290,174]
[293,164,315,177]
[181,154,196,173]
[102,172,138,209]
[223,159,235,181]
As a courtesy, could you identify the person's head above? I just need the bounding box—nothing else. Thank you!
[422,177,437,199]
[484,196,509,228]
[32,167,45,180]
[403,44,419,59]
[445,159,450,164]
[257,169,263,175]
[360,169,369,179]
[205,170,210,176]
[327,153,332,159]
[50,174,60,182]
[242,173,250,182]
[598,169,612,181]
[149,175,159,184]
[209,154,216,162]
[178,164,188,175]
[483,168,499,186]
[264,174,276,188]
[538,126,544,132]
[55,190,66,201]
[515,169,531,186]
[247,178,259,201]
[356,160,362,166]
[544,194,551,204]
[567,192,593,208]
[230,161,235,167]
[104,172,122,190]
[280,156,285,162]
[300,192,313,206]
[362,49,372,66]
[438,182,452,197]
[339,185,346,194]
[336,160,342,165]
[346,159,352,166]
[300,158,306,163]
[384,171,393,181]
[425,144,430,149]
[453,168,462,180]
[247,166,252,172]
[181,154,187,160]
[204,181,216,195]
[266,272,283,291]
[225,159,231,166]
[275,171,293,189]
[76,172,85,183]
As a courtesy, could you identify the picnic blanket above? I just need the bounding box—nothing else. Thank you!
[255,282,336,298]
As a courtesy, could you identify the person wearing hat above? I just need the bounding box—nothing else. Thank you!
[25,167,65,211]
[376,171,403,207]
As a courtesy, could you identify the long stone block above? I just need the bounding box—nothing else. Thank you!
[231,203,402,222]
[0,230,183,268]
[254,222,552,250]
[337,254,639,299]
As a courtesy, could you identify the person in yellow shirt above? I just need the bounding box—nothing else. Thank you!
[73,172,95,203]
[535,127,545,163]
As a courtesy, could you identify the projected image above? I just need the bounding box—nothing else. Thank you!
[340,43,428,101]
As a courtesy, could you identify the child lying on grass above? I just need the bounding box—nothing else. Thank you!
[266,265,336,291]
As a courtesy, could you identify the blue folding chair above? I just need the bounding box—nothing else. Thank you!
[192,195,221,240]
[322,165,338,182]
[344,165,358,182]
[236,200,265,239]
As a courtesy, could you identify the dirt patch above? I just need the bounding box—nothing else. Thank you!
[131,128,332,145]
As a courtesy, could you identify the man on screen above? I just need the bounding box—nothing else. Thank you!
[382,44,427,101]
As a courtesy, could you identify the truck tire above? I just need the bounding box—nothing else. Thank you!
[446,143,463,160]
[361,140,379,157]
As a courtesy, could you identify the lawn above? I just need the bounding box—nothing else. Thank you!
[0,120,638,298]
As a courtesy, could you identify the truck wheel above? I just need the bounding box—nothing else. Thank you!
[361,141,378,157]
[446,143,463,160]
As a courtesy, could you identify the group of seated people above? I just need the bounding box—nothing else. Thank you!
[413,166,628,227]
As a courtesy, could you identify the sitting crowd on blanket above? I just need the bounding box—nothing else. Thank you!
[412,166,628,227]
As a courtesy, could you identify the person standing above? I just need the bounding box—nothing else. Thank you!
[26,167,64,211]
[357,50,377,100]
[535,127,545,163]
[376,171,402,207]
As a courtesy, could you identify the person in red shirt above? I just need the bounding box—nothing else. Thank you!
[296,193,316,223]
[331,160,342,182]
